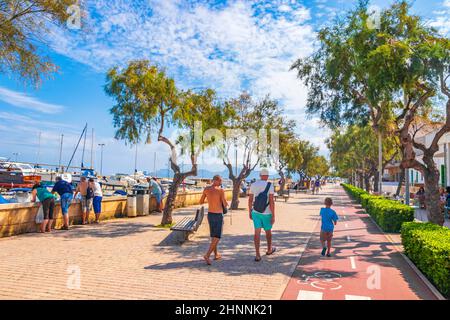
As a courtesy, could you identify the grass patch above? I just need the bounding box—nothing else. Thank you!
[155,223,175,229]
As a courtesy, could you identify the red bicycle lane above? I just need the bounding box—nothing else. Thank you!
[281,187,438,300]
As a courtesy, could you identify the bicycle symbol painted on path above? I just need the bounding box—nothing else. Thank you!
[297,272,343,291]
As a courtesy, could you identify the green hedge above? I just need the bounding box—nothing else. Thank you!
[401,222,450,298]
[342,184,414,233]
[342,184,369,202]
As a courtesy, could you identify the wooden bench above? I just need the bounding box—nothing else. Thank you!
[170,207,205,241]
[274,190,290,202]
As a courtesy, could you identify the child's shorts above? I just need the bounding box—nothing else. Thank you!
[320,231,334,241]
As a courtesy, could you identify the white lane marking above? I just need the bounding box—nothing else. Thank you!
[347,235,352,242]
[345,295,372,300]
[297,290,323,300]
[350,256,357,269]
[345,223,349,228]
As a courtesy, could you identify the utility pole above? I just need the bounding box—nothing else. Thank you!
[134,144,138,178]
[404,91,410,205]
[378,131,383,195]
[98,144,105,176]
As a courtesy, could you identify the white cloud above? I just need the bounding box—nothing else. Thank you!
[430,0,450,35]
[15,0,330,171]
[45,0,317,124]
[0,86,65,114]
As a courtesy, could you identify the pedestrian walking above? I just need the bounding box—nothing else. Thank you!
[248,169,276,262]
[31,183,56,233]
[200,175,228,266]
[89,178,103,223]
[320,198,339,257]
[52,176,74,230]
[75,176,93,225]
[315,179,321,194]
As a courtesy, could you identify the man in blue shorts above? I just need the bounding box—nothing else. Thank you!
[52,176,74,230]
[248,169,277,262]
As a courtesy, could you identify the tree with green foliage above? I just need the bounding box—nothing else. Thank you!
[327,125,399,192]
[292,0,449,225]
[284,139,321,187]
[221,93,283,210]
[274,121,300,194]
[106,60,230,225]
[306,155,330,180]
[0,0,75,86]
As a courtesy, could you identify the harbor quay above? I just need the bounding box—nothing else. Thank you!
[0,189,234,238]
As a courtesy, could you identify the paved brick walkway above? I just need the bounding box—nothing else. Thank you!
[0,187,330,300]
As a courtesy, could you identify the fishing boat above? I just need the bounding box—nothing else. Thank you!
[0,158,41,189]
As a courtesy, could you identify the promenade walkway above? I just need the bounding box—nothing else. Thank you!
[0,185,440,300]
[0,189,320,300]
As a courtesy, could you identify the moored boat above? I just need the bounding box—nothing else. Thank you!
[0,159,41,189]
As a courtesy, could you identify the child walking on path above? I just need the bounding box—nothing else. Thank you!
[320,198,339,257]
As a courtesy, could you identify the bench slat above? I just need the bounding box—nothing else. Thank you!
[171,218,196,232]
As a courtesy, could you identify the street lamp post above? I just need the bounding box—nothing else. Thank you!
[98,144,105,177]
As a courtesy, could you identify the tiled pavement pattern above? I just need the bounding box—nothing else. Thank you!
[0,187,332,300]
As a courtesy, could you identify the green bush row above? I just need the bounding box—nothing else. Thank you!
[342,184,414,233]
[401,222,450,298]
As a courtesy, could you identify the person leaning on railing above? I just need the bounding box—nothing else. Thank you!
[31,183,56,233]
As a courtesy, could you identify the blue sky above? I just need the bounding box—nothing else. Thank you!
[0,0,449,175]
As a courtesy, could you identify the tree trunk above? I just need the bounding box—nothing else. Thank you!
[373,171,379,193]
[358,173,364,189]
[395,169,405,197]
[161,173,183,225]
[278,170,286,195]
[231,177,243,210]
[364,175,371,192]
[423,159,445,226]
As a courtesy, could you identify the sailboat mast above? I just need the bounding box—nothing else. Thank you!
[81,124,88,168]
[36,131,42,167]
[90,128,95,169]
[58,134,64,173]
[67,123,87,172]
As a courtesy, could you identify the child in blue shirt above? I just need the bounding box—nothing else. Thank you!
[320,198,339,257]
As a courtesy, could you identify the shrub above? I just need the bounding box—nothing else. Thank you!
[342,184,368,203]
[342,184,414,233]
[366,198,414,233]
[401,222,450,298]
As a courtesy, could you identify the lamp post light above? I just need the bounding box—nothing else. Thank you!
[98,144,105,176]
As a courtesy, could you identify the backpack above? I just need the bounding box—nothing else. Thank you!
[253,182,272,213]
[86,187,94,200]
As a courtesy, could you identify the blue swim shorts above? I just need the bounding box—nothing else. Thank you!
[251,210,273,231]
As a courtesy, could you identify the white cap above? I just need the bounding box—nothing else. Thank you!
[260,169,270,176]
